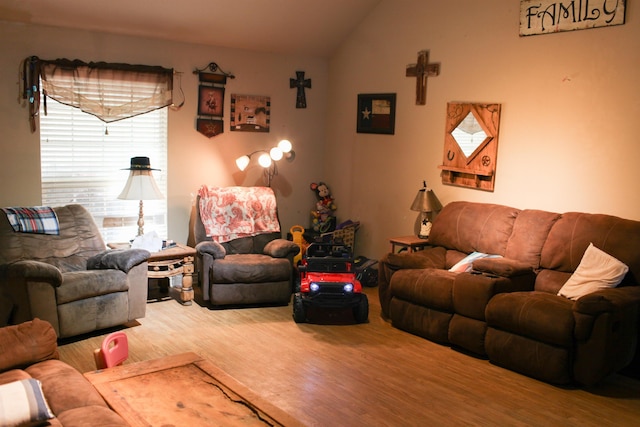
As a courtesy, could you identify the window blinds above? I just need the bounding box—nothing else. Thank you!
[40,97,168,243]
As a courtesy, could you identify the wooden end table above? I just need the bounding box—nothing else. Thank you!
[389,235,430,253]
[147,243,196,305]
[84,352,301,427]
[109,242,197,305]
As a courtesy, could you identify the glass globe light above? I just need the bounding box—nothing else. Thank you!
[278,139,292,153]
[258,153,272,168]
[270,147,283,161]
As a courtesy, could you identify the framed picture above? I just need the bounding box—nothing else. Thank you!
[357,93,396,135]
[230,94,270,132]
[196,118,224,138]
[197,86,224,117]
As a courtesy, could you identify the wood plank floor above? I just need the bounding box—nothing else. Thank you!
[58,286,640,426]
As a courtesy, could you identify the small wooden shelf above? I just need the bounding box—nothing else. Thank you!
[438,165,493,177]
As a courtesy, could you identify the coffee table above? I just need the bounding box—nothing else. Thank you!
[84,352,301,427]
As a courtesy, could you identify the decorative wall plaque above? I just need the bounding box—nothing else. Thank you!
[193,62,235,138]
[520,0,626,36]
[439,102,501,191]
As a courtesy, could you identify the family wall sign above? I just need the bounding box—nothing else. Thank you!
[519,0,626,36]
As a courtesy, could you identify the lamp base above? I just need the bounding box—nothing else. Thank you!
[414,212,432,238]
[137,200,145,236]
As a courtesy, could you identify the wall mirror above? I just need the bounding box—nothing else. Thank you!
[439,102,501,191]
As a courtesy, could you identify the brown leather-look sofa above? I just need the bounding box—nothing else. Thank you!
[379,201,640,385]
[0,318,127,426]
[0,204,149,338]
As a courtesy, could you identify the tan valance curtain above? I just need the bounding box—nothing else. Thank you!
[21,56,174,131]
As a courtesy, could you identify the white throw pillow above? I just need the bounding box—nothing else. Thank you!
[0,378,54,426]
[557,243,629,300]
[449,252,502,273]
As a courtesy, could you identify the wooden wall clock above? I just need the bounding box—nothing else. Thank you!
[439,102,501,191]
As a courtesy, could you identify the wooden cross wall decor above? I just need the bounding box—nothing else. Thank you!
[290,71,311,108]
[406,50,440,105]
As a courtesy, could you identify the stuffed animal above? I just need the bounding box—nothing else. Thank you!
[310,182,337,233]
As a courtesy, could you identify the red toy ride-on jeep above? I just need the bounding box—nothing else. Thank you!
[293,242,369,323]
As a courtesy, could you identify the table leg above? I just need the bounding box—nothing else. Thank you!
[178,255,195,305]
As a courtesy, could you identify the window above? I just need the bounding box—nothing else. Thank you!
[39,98,168,243]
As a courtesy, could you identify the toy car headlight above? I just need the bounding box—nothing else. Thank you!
[343,283,354,293]
[310,283,320,292]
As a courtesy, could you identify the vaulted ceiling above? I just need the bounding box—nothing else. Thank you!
[0,0,381,58]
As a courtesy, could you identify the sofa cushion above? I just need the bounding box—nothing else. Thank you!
[504,209,560,268]
[25,359,109,417]
[210,254,291,283]
[558,243,629,300]
[263,239,300,258]
[540,212,640,283]
[485,291,574,347]
[0,378,54,426]
[448,252,501,273]
[0,319,58,372]
[429,202,519,256]
[382,246,446,270]
[390,268,454,311]
[0,369,31,385]
[56,270,128,304]
[0,204,106,270]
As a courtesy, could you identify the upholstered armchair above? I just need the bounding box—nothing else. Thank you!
[191,186,299,307]
[0,204,149,338]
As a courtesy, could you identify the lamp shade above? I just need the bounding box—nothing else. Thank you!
[410,187,442,213]
[118,170,164,200]
[235,155,250,171]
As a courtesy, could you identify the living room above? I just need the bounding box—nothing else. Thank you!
[1,0,639,425]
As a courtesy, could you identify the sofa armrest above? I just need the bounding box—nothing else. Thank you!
[3,260,62,286]
[0,319,59,372]
[573,286,640,316]
[380,246,447,270]
[472,257,534,278]
[263,239,300,258]
[196,241,226,259]
[87,249,150,273]
[378,246,447,319]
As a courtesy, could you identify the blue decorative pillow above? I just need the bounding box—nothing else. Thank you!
[0,378,54,426]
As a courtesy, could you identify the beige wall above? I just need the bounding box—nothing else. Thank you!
[2,0,639,261]
[0,22,327,244]
[326,0,640,259]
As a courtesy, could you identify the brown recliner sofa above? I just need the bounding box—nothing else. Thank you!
[0,319,127,426]
[0,204,149,338]
[379,201,640,385]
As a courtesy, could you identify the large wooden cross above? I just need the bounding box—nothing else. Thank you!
[406,50,440,105]
[290,71,312,108]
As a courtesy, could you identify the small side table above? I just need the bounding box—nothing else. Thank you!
[108,242,197,305]
[147,244,197,305]
[389,235,430,253]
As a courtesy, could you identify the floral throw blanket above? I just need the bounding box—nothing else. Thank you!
[198,185,281,243]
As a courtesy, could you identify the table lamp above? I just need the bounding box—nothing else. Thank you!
[118,157,164,236]
[410,181,442,238]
